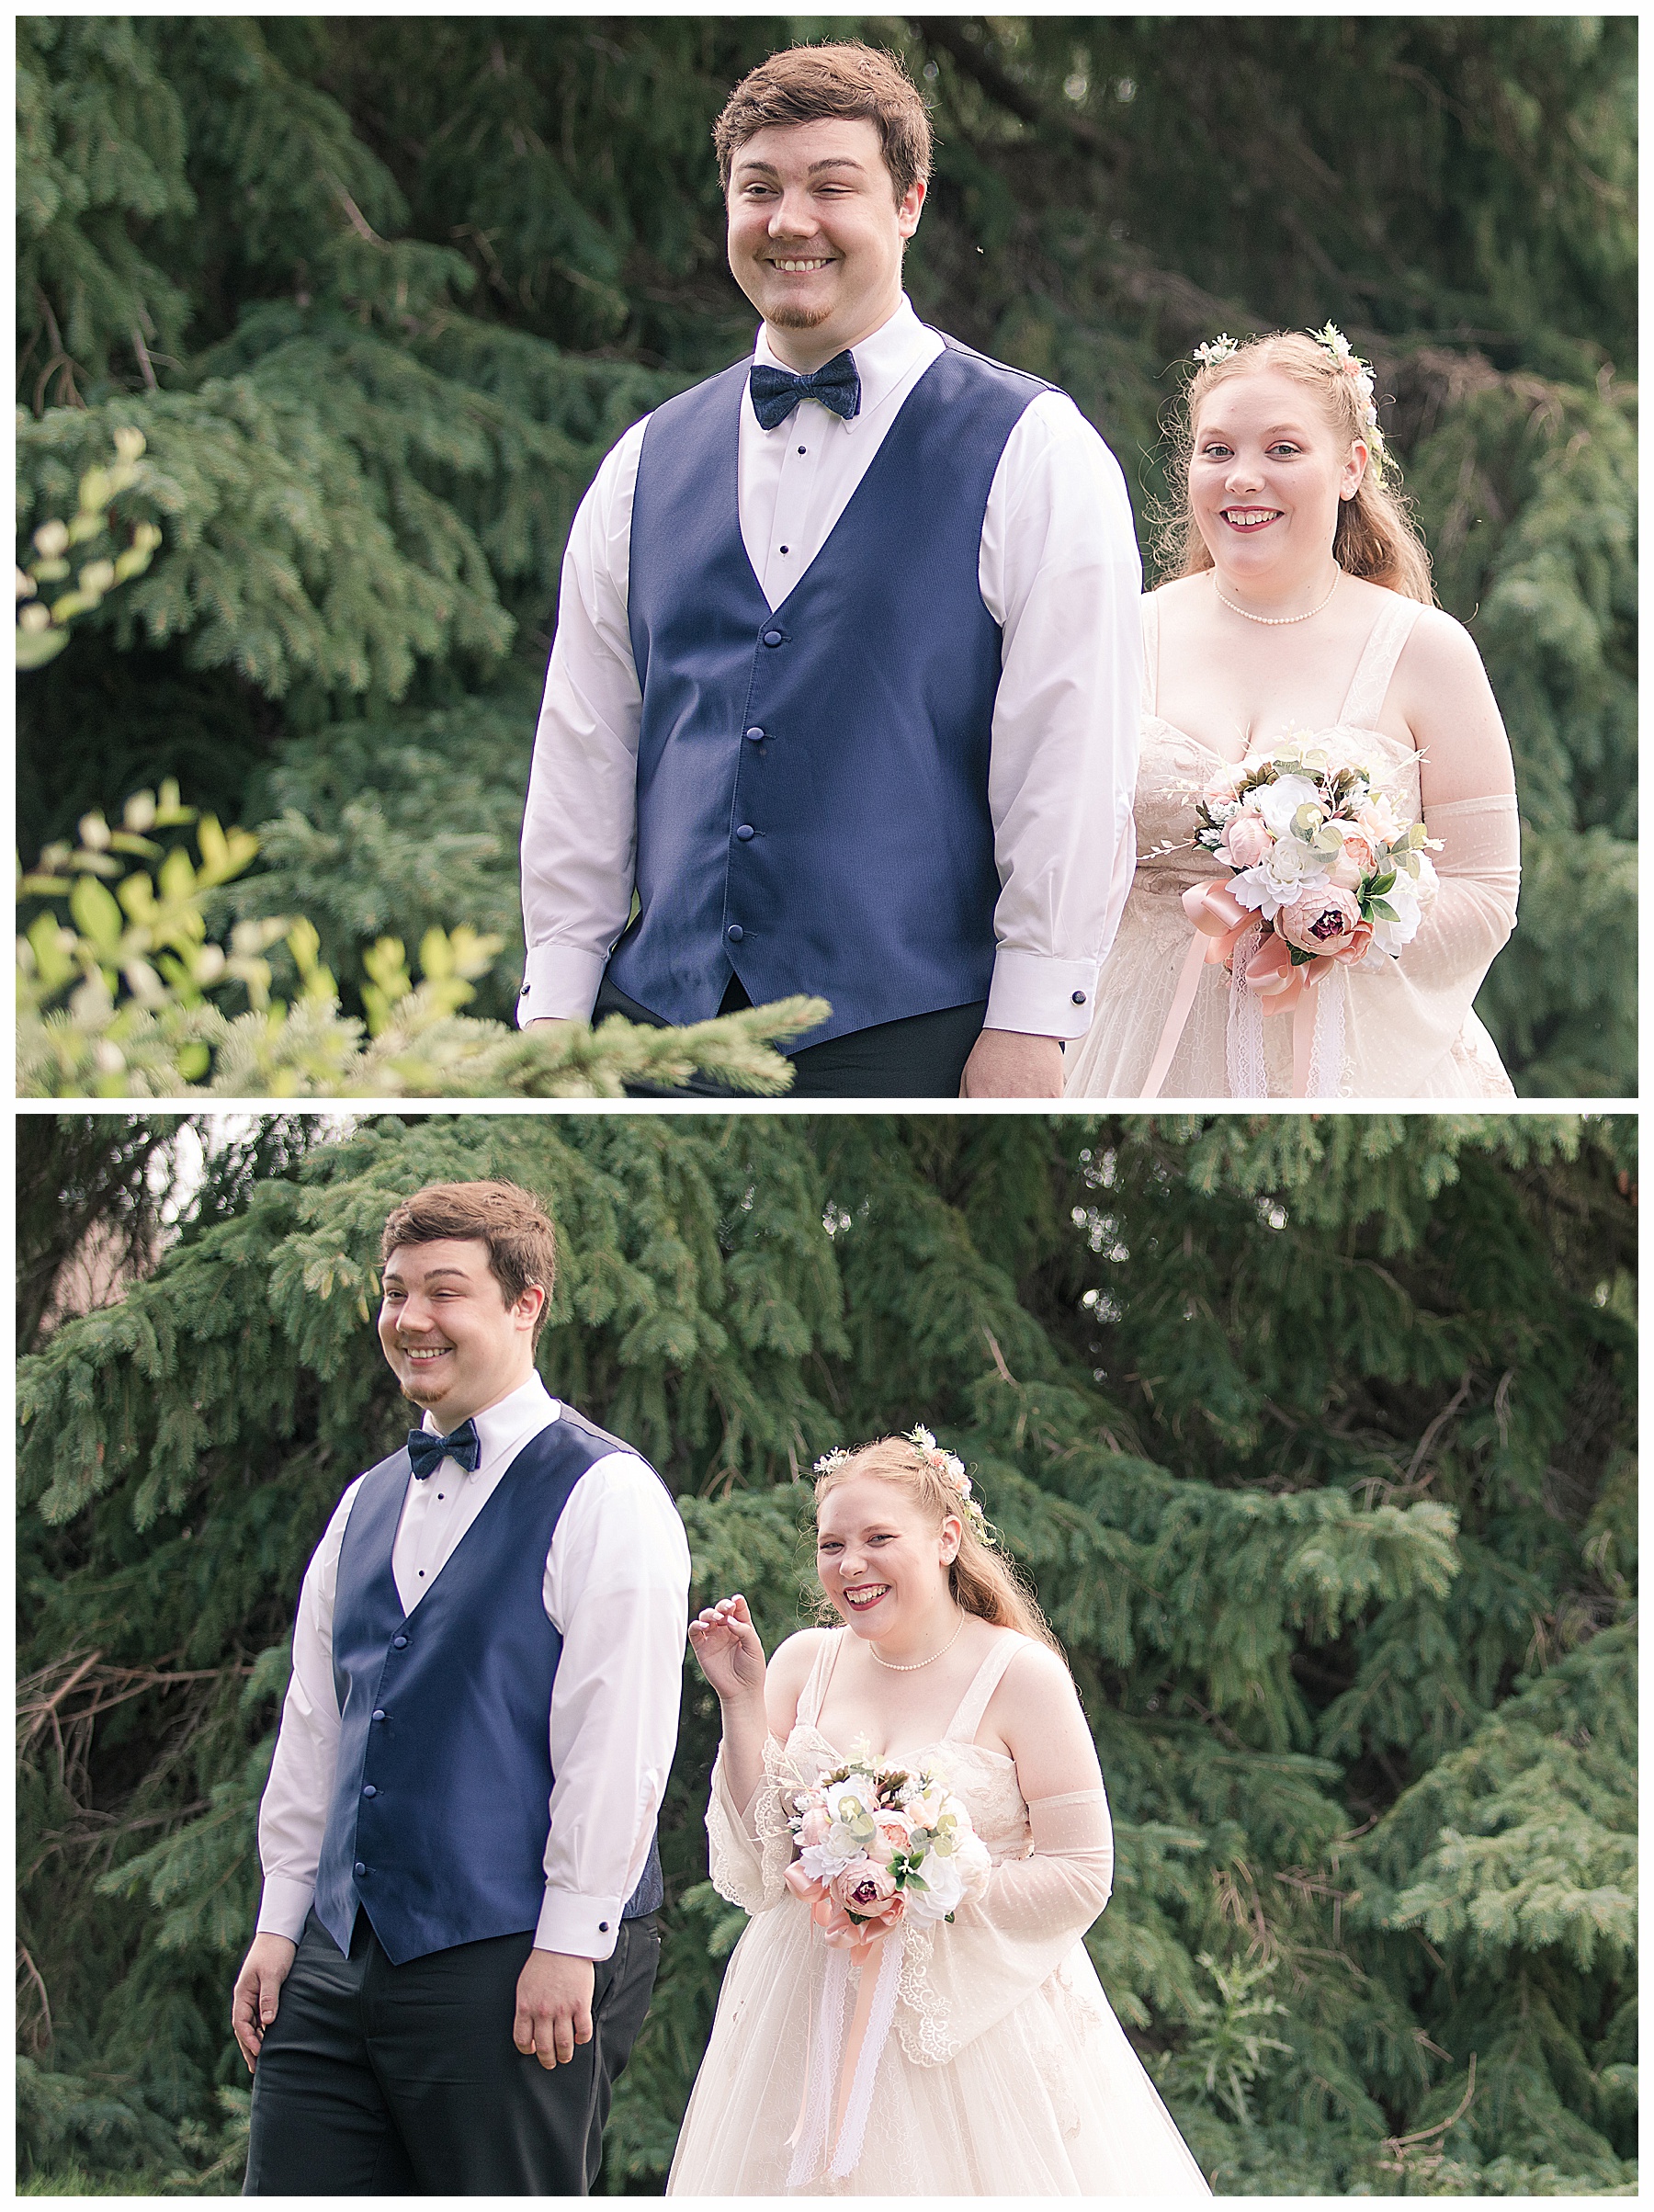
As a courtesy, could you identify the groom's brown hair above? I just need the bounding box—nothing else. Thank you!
[715,42,934,203]
[380,1180,556,1342]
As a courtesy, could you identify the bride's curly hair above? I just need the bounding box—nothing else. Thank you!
[1159,331,1434,604]
[812,1437,1063,1656]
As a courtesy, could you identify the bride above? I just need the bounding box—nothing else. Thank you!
[1066,324,1520,1099]
[668,1430,1210,2196]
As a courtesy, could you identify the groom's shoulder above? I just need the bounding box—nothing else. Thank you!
[932,328,1059,401]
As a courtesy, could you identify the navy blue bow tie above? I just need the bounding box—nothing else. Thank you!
[749,351,862,431]
[407,1418,481,1481]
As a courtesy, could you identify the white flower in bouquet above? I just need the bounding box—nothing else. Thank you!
[1255,774,1324,836]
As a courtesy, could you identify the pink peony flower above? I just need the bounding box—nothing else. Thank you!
[1278,886,1364,958]
[870,1811,912,1862]
[1339,824,1378,876]
[831,1860,902,1922]
[1221,810,1272,869]
[798,1806,831,1849]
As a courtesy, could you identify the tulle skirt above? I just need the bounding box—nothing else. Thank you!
[666,1895,1211,2197]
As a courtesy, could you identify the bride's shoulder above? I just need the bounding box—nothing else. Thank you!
[769,1626,833,1692]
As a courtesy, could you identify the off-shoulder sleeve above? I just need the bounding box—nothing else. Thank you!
[705,1738,800,1916]
[1349,792,1520,1090]
[897,1787,1115,2064]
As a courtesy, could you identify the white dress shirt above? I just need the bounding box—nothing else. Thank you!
[255,1375,691,1961]
[519,294,1142,1040]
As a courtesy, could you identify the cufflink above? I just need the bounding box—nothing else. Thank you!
[1071,991,1087,1005]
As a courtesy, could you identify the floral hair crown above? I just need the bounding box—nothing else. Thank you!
[1310,322,1385,480]
[813,1425,993,1541]
[1190,322,1386,482]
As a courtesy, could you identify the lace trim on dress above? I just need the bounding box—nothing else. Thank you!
[706,1738,806,1916]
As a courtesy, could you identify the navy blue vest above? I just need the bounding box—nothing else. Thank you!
[610,333,1051,1047]
[313,1409,666,1965]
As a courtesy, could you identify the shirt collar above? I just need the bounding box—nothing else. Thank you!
[753,294,929,436]
[423,1372,557,1477]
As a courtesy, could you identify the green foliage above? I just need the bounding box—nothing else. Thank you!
[17,794,821,1097]
[16,17,1636,1090]
[17,1115,1635,2193]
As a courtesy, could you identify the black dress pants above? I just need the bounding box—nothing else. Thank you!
[244,1909,660,2195]
[594,970,988,1099]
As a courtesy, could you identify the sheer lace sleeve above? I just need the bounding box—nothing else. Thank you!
[706,1738,799,1916]
[897,1787,1115,2064]
[1361,792,1520,1082]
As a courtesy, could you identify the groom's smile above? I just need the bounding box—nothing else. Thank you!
[726,118,924,371]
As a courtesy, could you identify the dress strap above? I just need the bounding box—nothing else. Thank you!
[796,1627,844,1730]
[1139,590,1161,714]
[943,1630,1026,1745]
[1337,595,1424,729]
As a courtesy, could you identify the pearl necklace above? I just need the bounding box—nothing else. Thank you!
[1213,570,1341,626]
[868,1611,967,1672]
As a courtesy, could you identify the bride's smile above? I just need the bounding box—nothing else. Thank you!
[815,1470,962,1661]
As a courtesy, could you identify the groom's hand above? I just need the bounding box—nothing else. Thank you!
[231,1933,297,2071]
[961,1028,1064,1098]
[514,1946,595,2069]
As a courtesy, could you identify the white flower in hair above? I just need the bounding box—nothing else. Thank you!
[813,1447,851,1474]
[1192,334,1240,366]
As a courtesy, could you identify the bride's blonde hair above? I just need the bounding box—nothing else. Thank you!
[1161,331,1434,604]
[813,1436,1063,1655]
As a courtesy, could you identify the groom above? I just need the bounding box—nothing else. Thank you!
[518,40,1141,1097]
[232,1180,691,2194]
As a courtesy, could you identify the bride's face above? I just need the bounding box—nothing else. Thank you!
[1189,368,1366,581]
[815,1474,960,1638]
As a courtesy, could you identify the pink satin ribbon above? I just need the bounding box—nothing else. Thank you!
[1140,882,1336,1099]
[783,1866,901,2181]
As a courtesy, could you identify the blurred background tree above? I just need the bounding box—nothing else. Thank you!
[16,17,1636,1089]
[17,1112,1636,2193]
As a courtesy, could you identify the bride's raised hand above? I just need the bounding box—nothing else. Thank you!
[686,1594,766,1706]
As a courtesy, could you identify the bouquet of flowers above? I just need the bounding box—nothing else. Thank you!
[781,1745,992,2184]
[783,1745,991,1945]
[1141,736,1441,1099]
[1194,736,1439,968]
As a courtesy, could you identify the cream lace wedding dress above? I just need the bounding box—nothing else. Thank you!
[666,1629,1210,2196]
[1065,591,1520,1098]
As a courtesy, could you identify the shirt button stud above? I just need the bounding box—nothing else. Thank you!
[1072,991,1087,1005]
[727,925,744,943]
[763,630,783,647]
[735,824,754,842]
[744,726,765,743]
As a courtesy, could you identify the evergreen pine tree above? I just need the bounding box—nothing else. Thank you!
[17,18,1637,1086]
[17,1113,1636,2193]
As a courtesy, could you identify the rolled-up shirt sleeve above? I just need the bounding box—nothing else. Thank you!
[255,1478,363,1942]
[980,392,1143,1039]
[518,420,649,1026]
[537,1455,691,1958]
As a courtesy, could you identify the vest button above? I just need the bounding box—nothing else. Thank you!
[1071,991,1087,1005]
[391,1635,408,1649]
[362,1785,378,1798]
[371,1709,386,1722]
[744,727,765,743]
[763,630,783,647]
[735,824,754,842]
[354,1862,367,1877]
[727,925,744,943]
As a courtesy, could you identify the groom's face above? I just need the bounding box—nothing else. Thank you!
[377,1236,542,1428]
[726,118,923,367]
